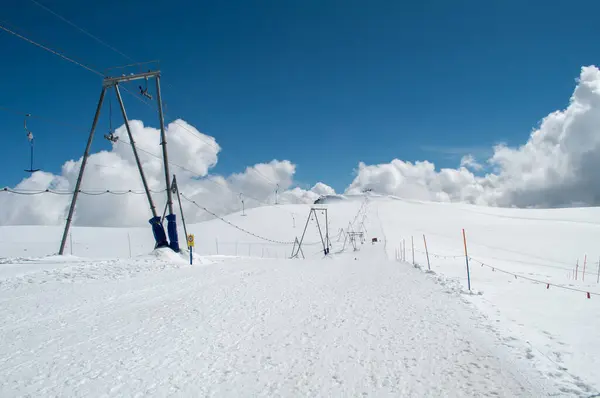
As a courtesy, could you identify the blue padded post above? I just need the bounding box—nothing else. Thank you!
[149,216,169,249]
[166,214,180,252]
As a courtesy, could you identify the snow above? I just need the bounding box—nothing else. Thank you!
[0,195,598,396]
[375,197,600,396]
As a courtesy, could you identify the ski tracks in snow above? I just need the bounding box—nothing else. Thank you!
[0,245,554,396]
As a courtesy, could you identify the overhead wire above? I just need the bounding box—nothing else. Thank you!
[28,0,135,63]
[2,11,320,252]
[0,22,103,76]
[1,16,298,212]
[12,2,281,191]
[11,0,228,155]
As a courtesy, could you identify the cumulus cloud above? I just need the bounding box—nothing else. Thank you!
[310,182,336,196]
[459,154,483,171]
[345,160,485,204]
[0,119,320,226]
[346,65,600,208]
[5,64,600,225]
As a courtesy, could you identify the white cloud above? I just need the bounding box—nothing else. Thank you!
[0,120,319,226]
[460,154,483,171]
[345,160,485,204]
[5,64,600,225]
[346,65,600,208]
[310,182,336,196]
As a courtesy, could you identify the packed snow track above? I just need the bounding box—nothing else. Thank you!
[0,245,551,396]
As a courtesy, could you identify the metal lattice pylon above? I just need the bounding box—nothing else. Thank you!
[291,208,330,259]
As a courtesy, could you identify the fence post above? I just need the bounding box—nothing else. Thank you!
[402,239,406,262]
[423,234,431,271]
[411,236,415,265]
[462,228,471,291]
[127,232,132,258]
[583,254,587,282]
[575,259,579,280]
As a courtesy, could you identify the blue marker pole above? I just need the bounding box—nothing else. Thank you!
[187,235,194,265]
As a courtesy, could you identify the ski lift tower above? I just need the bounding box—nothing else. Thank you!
[58,69,179,255]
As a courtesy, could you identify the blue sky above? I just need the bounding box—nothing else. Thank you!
[1,0,599,192]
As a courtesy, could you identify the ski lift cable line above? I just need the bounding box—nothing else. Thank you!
[27,0,177,90]
[0,22,103,76]
[1,18,280,191]
[20,0,200,129]
[0,20,175,139]
[28,0,135,62]
[21,0,279,190]
[11,2,222,155]
[0,22,151,109]
[2,21,285,201]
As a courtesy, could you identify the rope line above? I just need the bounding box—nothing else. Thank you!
[2,187,166,195]
[180,193,295,245]
[414,248,584,272]
[409,244,599,297]
[3,188,318,247]
[469,257,600,297]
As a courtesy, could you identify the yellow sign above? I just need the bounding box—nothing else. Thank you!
[187,234,195,248]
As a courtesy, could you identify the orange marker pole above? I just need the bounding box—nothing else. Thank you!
[462,228,471,291]
[583,255,587,282]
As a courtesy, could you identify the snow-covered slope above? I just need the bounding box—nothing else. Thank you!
[374,197,600,396]
[1,195,599,396]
